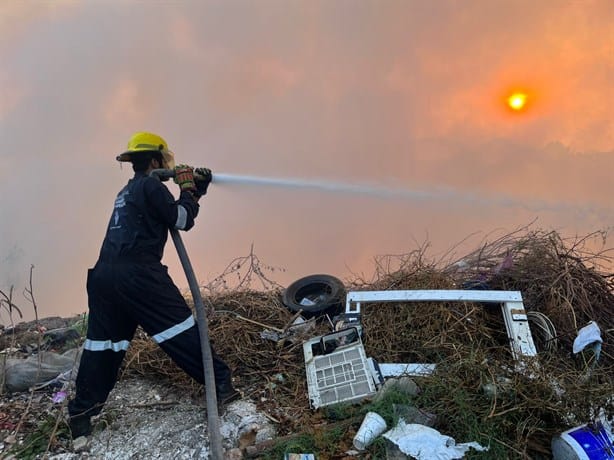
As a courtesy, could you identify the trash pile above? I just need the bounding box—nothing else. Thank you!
[0,227,613,458]
[122,228,614,458]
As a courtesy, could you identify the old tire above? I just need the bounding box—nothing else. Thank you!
[281,274,346,318]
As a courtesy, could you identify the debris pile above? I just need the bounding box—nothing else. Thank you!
[121,228,613,458]
[1,227,612,458]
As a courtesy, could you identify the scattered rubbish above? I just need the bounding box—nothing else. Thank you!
[1,226,612,460]
[392,404,437,427]
[481,377,513,399]
[303,328,378,408]
[527,311,558,352]
[34,368,76,391]
[572,321,604,382]
[51,391,67,403]
[267,374,286,390]
[353,411,387,450]
[377,363,436,377]
[332,312,361,331]
[282,274,345,318]
[72,436,89,452]
[301,288,539,410]
[2,348,80,392]
[573,321,603,359]
[373,377,420,403]
[3,434,16,444]
[344,289,538,363]
[384,404,439,457]
[286,316,316,332]
[226,448,243,460]
[366,357,385,387]
[260,330,282,341]
[599,408,614,437]
[551,420,614,460]
[260,316,316,343]
[43,327,82,351]
[0,347,20,354]
[284,454,316,460]
[383,420,489,459]
[220,400,277,440]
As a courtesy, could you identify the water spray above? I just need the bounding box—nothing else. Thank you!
[211,172,611,220]
[212,172,437,200]
[154,169,612,220]
[155,169,434,200]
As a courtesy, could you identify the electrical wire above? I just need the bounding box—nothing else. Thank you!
[527,311,558,352]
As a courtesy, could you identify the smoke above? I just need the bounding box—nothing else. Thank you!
[0,1,612,322]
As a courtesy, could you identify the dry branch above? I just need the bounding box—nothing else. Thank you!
[120,227,614,455]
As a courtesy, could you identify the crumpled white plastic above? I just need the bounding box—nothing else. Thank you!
[383,420,488,460]
[572,321,602,354]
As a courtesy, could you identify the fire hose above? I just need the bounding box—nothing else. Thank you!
[149,168,224,460]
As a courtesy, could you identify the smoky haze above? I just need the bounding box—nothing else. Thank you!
[1,1,612,323]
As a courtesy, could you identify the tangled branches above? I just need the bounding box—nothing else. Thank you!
[122,227,614,456]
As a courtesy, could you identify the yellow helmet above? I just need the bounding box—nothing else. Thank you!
[116,132,175,169]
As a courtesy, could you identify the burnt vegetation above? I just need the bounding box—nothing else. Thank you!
[1,227,612,458]
[124,227,614,458]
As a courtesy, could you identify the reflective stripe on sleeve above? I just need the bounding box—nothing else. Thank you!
[175,205,188,230]
[84,339,130,352]
[152,315,195,344]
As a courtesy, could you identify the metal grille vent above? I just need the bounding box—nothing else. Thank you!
[304,337,377,408]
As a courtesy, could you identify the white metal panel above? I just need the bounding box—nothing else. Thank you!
[345,289,522,313]
[501,301,537,359]
[344,289,537,361]
[377,363,437,377]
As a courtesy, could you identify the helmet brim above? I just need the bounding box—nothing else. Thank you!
[116,149,175,170]
[116,151,136,162]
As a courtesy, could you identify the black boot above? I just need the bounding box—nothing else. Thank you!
[216,381,240,407]
[69,414,92,438]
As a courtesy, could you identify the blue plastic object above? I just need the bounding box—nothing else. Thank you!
[552,421,614,460]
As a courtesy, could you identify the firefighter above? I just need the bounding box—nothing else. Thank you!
[68,132,238,438]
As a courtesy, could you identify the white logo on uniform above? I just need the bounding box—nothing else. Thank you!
[110,190,128,230]
[109,210,122,230]
[114,190,129,208]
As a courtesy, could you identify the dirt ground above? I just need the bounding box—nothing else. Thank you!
[1,375,276,459]
[2,232,613,459]
[0,316,277,459]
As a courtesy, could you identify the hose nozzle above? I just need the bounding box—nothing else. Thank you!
[150,167,212,182]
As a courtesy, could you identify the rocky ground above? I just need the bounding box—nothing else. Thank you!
[1,374,277,459]
[0,316,277,459]
[3,232,614,459]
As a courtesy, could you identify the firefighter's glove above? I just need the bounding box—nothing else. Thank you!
[174,165,197,193]
[194,167,212,197]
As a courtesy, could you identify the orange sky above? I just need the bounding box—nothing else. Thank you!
[1,0,612,322]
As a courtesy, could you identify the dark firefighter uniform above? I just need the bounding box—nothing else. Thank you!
[68,171,233,429]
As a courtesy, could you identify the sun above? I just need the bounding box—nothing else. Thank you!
[507,92,527,111]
